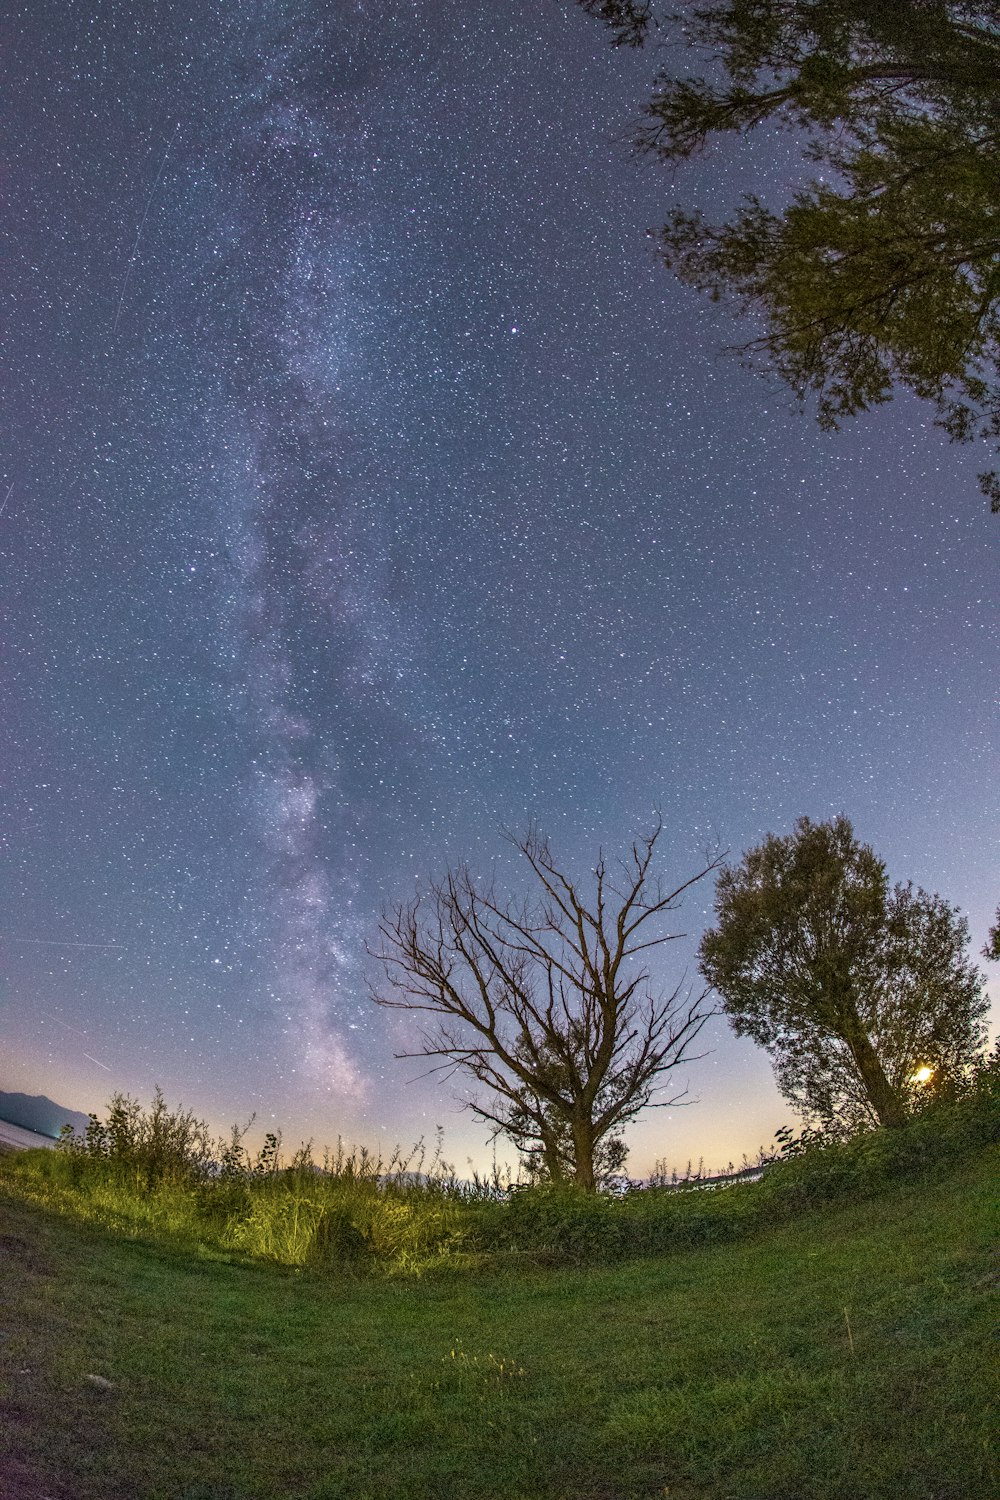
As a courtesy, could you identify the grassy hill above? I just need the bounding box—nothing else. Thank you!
[0,1134,996,1500]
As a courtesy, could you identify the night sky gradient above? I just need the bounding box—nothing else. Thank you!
[2,0,997,1174]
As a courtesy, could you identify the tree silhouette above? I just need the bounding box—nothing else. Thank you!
[699,815,989,1131]
[371,821,719,1189]
[577,0,1000,509]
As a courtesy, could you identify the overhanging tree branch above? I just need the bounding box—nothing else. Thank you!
[574,0,1000,509]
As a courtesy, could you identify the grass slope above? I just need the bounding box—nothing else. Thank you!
[0,1147,996,1500]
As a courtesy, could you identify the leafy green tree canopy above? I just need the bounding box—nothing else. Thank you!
[577,0,1000,509]
[698,815,989,1132]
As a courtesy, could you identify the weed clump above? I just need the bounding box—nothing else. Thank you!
[8,1095,477,1274]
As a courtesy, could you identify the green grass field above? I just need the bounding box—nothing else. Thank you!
[1,1143,996,1500]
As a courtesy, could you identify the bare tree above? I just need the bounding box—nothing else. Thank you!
[370,821,720,1190]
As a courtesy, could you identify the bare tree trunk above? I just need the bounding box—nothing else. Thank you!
[842,1008,907,1128]
[571,1117,597,1191]
[541,1128,565,1183]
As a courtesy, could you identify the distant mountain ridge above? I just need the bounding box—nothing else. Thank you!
[0,1090,91,1140]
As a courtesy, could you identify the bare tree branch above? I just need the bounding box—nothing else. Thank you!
[369,822,723,1189]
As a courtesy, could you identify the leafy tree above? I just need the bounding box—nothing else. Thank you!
[576,0,1000,509]
[698,815,989,1131]
[370,821,718,1190]
[576,0,656,47]
[983,906,1000,961]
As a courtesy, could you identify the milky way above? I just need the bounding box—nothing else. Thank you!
[206,7,401,1096]
[2,0,996,1170]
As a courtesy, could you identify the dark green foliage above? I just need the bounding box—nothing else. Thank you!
[575,0,655,47]
[56,1086,217,1189]
[576,0,1000,507]
[772,1120,844,1157]
[56,1090,289,1194]
[984,905,1000,961]
[488,1181,628,1261]
[699,815,989,1132]
[467,1069,1000,1266]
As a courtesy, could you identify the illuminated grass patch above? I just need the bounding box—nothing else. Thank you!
[0,1144,995,1500]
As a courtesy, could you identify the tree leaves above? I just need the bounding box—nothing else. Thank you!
[579,0,1000,507]
[698,816,990,1131]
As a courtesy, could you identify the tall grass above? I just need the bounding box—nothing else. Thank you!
[5,1062,997,1275]
[9,1090,497,1273]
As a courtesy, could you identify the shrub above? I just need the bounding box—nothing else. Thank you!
[58,1088,217,1189]
[472,1183,626,1263]
[8,1069,995,1275]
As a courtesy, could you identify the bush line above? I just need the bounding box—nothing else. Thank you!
[2,1069,996,1276]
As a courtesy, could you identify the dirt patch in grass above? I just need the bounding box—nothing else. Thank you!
[0,1234,55,1278]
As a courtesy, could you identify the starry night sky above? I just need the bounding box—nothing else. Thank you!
[2,0,997,1174]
